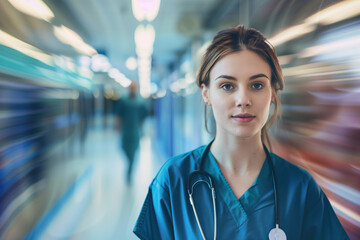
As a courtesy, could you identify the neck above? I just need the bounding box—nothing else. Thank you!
[210,133,265,176]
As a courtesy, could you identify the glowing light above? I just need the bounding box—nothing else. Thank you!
[170,81,181,93]
[108,68,132,88]
[114,76,132,88]
[305,0,360,26]
[268,0,360,47]
[8,0,54,22]
[0,29,53,64]
[126,57,137,70]
[268,23,316,46]
[135,24,155,98]
[79,56,91,68]
[299,36,360,58]
[91,54,111,72]
[185,73,195,84]
[135,24,155,57]
[108,68,121,78]
[153,89,166,99]
[131,0,161,22]
[53,25,97,56]
[150,82,158,94]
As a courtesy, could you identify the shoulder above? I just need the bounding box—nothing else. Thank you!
[270,151,322,200]
[152,145,206,189]
[270,152,313,181]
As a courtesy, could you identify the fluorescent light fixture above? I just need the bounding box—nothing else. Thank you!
[305,0,360,25]
[135,24,155,98]
[108,68,132,88]
[79,56,91,68]
[91,54,111,72]
[108,68,121,78]
[126,57,137,70]
[53,25,97,56]
[8,0,54,22]
[0,29,53,64]
[268,23,316,46]
[135,24,155,57]
[139,76,150,98]
[132,0,161,22]
[114,75,132,88]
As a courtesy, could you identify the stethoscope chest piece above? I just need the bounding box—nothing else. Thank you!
[268,225,287,240]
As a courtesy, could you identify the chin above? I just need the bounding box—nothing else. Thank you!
[229,128,259,139]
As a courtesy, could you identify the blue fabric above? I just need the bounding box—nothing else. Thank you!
[133,145,349,239]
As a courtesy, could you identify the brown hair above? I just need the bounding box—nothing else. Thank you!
[196,25,284,149]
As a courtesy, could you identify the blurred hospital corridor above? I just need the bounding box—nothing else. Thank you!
[1,0,360,239]
[2,116,165,240]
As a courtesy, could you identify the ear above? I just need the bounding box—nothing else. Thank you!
[271,89,276,105]
[200,84,210,105]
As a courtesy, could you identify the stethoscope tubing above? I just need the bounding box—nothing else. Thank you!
[187,140,281,239]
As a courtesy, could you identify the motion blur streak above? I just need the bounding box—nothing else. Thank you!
[273,21,360,238]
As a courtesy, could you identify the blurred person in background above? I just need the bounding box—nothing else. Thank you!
[133,25,349,239]
[115,82,148,184]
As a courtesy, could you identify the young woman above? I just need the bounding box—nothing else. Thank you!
[133,25,349,240]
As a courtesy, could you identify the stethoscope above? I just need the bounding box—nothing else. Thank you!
[187,140,287,240]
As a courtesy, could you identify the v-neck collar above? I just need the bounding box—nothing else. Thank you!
[202,149,272,228]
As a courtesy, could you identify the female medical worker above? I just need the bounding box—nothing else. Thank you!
[133,25,349,240]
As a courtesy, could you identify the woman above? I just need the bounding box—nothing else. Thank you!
[133,25,349,240]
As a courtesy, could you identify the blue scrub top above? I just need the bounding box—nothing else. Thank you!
[133,145,349,239]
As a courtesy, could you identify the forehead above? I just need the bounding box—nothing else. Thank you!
[210,50,271,79]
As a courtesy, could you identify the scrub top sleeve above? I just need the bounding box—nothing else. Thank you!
[133,179,174,240]
[301,177,349,240]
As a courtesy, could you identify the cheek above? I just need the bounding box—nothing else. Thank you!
[208,92,229,119]
[255,91,272,114]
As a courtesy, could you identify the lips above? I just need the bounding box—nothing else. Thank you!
[231,113,256,123]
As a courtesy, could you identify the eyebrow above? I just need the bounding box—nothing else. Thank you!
[215,73,270,81]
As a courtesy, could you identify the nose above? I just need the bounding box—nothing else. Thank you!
[235,88,252,108]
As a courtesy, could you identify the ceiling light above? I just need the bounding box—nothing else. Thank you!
[268,23,316,46]
[135,24,155,57]
[8,0,54,22]
[305,0,360,25]
[108,68,121,78]
[91,54,111,72]
[126,57,137,70]
[0,29,53,64]
[53,25,97,56]
[108,68,132,88]
[131,0,161,22]
[114,76,132,88]
[135,24,155,98]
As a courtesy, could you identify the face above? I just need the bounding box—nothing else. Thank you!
[201,50,273,140]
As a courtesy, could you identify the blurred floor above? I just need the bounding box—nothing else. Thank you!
[3,116,165,240]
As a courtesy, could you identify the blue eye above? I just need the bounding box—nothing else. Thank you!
[252,83,263,90]
[221,84,233,91]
